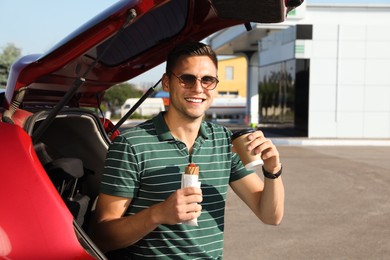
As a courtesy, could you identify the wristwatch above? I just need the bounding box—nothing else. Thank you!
[262,166,282,179]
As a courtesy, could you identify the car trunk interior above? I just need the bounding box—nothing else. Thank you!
[24,108,110,231]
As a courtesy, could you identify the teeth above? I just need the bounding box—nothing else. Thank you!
[186,98,203,103]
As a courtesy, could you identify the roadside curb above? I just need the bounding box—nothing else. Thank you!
[271,138,390,146]
[112,120,390,147]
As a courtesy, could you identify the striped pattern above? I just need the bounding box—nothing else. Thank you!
[100,112,252,259]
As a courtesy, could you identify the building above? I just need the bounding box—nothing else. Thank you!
[207,1,390,138]
[217,56,247,98]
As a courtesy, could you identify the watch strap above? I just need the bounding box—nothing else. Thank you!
[262,165,282,179]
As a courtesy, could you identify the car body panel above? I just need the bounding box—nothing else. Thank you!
[0,122,94,259]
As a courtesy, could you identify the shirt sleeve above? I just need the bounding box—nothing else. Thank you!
[229,151,253,182]
[100,134,140,198]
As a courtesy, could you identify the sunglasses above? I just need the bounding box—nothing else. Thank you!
[171,72,219,90]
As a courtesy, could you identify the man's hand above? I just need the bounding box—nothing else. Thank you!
[233,130,281,174]
[153,187,203,225]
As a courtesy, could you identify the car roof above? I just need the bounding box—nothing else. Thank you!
[4,0,292,109]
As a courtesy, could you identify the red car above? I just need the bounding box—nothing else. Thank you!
[0,0,302,258]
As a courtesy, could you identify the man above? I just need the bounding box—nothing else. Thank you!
[92,42,284,259]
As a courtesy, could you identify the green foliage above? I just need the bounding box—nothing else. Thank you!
[259,72,278,110]
[0,43,21,88]
[103,82,143,108]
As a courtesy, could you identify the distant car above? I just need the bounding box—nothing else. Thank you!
[0,0,303,258]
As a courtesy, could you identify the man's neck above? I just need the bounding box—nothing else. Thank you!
[163,111,202,152]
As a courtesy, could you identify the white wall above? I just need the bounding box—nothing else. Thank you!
[208,3,390,138]
[309,24,390,138]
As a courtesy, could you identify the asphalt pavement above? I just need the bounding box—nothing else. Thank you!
[223,144,390,260]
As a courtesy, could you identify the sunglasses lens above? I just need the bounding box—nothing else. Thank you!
[179,74,197,85]
[175,73,218,89]
[201,76,216,86]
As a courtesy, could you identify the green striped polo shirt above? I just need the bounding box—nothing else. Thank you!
[100,112,252,259]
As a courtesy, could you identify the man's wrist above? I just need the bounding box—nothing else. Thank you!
[262,165,282,179]
[148,204,162,226]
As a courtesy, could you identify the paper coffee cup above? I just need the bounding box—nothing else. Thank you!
[231,129,263,170]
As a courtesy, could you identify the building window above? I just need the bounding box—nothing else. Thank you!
[218,91,238,97]
[225,66,234,80]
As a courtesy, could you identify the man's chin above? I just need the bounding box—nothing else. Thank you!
[185,111,206,121]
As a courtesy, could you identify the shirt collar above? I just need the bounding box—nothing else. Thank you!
[153,112,210,141]
[153,112,173,141]
[199,121,210,139]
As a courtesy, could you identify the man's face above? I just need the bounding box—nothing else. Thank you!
[164,55,218,120]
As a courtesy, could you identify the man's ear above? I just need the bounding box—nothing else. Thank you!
[162,73,169,91]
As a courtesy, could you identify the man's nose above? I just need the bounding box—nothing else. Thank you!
[192,78,204,92]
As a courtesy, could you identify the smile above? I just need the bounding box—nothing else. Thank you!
[185,98,204,103]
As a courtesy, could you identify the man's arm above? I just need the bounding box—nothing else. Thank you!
[230,130,284,225]
[230,172,284,225]
[92,187,203,253]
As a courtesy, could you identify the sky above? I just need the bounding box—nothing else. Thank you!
[0,0,165,86]
[1,0,390,85]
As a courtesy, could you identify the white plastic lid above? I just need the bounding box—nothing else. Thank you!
[245,159,264,170]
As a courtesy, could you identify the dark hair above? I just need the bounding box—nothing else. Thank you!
[165,42,218,75]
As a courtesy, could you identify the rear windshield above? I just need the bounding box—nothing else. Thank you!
[90,0,188,67]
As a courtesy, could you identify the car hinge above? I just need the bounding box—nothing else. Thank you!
[1,87,27,124]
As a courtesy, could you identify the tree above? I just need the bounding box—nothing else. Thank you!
[0,43,21,88]
[103,82,144,116]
